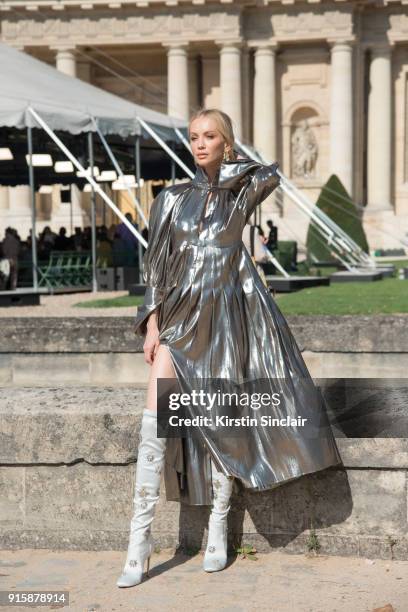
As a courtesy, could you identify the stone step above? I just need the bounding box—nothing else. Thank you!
[1,386,408,558]
[0,386,145,463]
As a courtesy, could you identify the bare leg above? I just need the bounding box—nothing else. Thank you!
[146,344,177,413]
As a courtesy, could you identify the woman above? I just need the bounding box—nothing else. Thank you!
[117,108,342,587]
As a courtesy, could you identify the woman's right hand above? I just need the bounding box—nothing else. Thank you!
[143,313,160,365]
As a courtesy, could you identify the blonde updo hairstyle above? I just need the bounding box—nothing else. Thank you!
[188,108,236,161]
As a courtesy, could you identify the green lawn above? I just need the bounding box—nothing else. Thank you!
[74,294,144,308]
[73,275,408,315]
[274,277,408,315]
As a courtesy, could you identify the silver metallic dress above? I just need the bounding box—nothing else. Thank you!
[134,158,342,506]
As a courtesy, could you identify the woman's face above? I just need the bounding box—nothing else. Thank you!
[189,116,232,172]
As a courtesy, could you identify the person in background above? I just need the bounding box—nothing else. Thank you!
[82,227,92,251]
[38,226,56,259]
[96,226,113,267]
[116,212,139,265]
[72,227,84,252]
[18,237,33,287]
[141,225,149,256]
[256,224,268,244]
[117,213,138,247]
[112,229,127,267]
[242,223,270,287]
[107,223,117,243]
[2,227,20,290]
[0,240,10,290]
[54,227,72,251]
[266,219,278,252]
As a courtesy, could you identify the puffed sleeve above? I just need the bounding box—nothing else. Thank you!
[134,189,173,337]
[244,162,280,224]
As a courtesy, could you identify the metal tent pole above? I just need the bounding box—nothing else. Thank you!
[171,141,176,185]
[174,127,191,153]
[69,185,74,236]
[27,126,38,291]
[87,132,98,293]
[134,134,144,285]
[91,117,148,227]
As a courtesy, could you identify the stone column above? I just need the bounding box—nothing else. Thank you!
[54,47,77,78]
[201,52,220,109]
[253,43,278,163]
[164,43,189,121]
[188,54,200,113]
[241,47,251,144]
[2,186,33,241]
[216,41,243,140]
[367,44,393,210]
[8,186,32,215]
[0,187,9,211]
[329,40,354,195]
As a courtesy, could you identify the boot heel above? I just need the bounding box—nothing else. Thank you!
[146,554,151,576]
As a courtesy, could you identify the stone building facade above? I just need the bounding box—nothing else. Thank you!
[1,0,408,251]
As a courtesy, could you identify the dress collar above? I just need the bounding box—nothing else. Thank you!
[191,157,264,190]
[191,164,220,189]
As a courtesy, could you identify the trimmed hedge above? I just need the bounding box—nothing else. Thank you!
[306,174,369,263]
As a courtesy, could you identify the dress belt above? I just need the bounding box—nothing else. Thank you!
[185,240,243,250]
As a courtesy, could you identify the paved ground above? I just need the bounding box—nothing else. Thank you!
[0,291,136,317]
[0,549,406,612]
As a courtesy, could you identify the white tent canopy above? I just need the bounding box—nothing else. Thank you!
[0,42,187,139]
[0,42,191,291]
[0,42,377,286]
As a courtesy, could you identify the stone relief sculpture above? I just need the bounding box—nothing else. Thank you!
[291,119,318,178]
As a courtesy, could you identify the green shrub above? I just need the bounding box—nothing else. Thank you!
[306,174,369,263]
[275,240,297,271]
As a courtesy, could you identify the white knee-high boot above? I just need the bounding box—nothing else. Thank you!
[117,409,166,588]
[203,456,234,572]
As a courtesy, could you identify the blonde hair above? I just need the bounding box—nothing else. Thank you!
[188,108,236,160]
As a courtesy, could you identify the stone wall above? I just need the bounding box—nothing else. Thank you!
[1,315,408,558]
[1,315,408,384]
[1,387,408,559]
